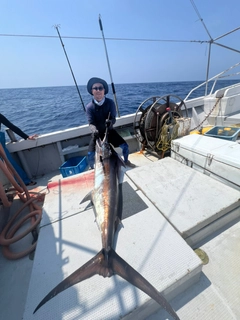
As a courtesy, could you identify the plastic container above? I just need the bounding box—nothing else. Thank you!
[204,126,240,141]
[59,156,87,178]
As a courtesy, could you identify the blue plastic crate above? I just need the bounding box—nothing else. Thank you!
[204,126,240,141]
[59,156,87,178]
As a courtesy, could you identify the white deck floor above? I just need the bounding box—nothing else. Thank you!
[0,151,240,320]
[23,156,202,320]
[147,220,240,320]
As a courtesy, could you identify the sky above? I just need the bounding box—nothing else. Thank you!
[0,0,240,88]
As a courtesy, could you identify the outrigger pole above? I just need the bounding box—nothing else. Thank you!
[190,0,240,95]
[54,25,86,112]
[98,15,120,117]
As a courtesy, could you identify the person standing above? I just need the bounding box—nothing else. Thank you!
[0,113,38,185]
[86,77,135,169]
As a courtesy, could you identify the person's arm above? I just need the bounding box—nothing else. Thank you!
[86,103,98,133]
[0,113,37,140]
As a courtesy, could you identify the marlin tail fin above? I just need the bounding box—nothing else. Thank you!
[34,249,179,319]
[110,249,180,320]
[33,250,104,314]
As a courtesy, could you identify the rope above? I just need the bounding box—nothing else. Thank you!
[0,143,44,260]
[155,96,222,154]
[156,118,179,152]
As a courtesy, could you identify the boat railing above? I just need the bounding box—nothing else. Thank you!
[184,62,240,101]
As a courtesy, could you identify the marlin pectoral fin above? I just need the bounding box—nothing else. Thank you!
[83,201,93,210]
[80,191,92,204]
[110,250,180,320]
[34,250,104,314]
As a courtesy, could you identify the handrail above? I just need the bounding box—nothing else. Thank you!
[184,62,240,101]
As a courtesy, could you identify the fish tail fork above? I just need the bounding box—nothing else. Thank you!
[34,248,179,320]
[109,249,180,320]
[34,250,105,313]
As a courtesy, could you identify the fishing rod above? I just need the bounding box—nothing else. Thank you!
[98,15,120,117]
[54,25,86,112]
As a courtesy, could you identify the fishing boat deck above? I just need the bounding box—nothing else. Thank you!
[1,148,240,320]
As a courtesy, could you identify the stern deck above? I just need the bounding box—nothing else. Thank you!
[1,151,240,319]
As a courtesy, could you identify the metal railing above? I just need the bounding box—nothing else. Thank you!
[184,62,240,101]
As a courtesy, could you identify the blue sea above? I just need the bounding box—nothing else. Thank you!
[0,80,239,140]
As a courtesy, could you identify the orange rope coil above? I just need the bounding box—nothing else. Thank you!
[0,143,44,259]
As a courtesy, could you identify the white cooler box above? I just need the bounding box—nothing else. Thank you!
[171,134,240,190]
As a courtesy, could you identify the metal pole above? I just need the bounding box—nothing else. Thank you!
[54,25,85,112]
[98,15,120,117]
[205,42,212,96]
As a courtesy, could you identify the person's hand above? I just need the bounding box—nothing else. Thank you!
[105,119,112,129]
[27,134,38,140]
[92,130,99,139]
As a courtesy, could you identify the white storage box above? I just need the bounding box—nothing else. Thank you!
[171,134,240,190]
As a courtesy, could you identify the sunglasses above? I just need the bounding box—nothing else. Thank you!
[92,86,104,91]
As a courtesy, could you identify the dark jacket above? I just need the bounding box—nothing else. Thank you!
[86,97,116,134]
[0,113,28,139]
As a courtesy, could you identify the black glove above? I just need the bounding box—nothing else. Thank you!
[105,119,113,129]
[92,130,99,139]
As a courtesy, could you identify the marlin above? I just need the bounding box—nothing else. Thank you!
[34,127,180,320]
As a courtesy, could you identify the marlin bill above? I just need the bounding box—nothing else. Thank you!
[34,128,180,320]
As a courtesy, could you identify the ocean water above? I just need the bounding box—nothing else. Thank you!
[0,80,239,139]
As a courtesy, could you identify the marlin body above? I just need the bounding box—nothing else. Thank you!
[34,130,180,320]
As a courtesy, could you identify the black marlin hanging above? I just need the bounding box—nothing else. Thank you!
[34,126,180,320]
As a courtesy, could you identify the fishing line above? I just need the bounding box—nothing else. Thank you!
[54,25,86,112]
[0,33,207,43]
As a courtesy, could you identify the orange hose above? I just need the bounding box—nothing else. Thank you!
[2,242,38,260]
[0,198,42,246]
[0,144,24,193]
[0,178,11,207]
[0,144,44,259]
